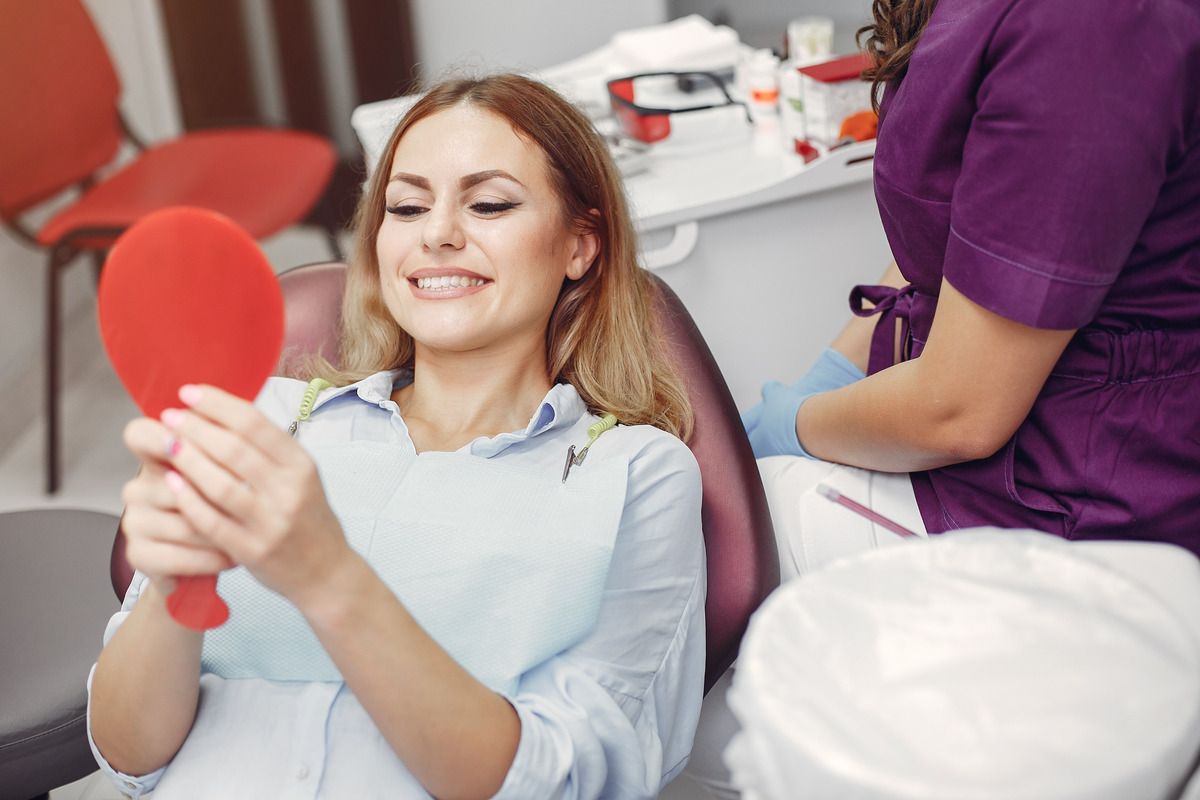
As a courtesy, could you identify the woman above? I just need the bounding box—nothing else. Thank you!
[688,0,1200,795]
[88,74,706,799]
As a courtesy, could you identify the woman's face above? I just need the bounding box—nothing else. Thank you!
[376,104,596,359]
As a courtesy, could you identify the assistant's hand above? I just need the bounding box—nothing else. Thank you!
[121,417,235,597]
[741,348,866,459]
[160,383,352,610]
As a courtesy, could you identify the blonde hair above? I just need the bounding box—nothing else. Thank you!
[301,74,693,439]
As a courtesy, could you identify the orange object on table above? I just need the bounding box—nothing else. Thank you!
[839,110,879,143]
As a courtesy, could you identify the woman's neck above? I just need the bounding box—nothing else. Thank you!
[392,340,554,453]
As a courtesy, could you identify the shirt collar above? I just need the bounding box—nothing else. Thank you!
[307,369,406,411]
[313,370,590,455]
[468,381,588,457]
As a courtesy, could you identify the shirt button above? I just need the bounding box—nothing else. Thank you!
[297,765,310,780]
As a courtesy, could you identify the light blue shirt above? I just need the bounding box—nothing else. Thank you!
[87,370,706,799]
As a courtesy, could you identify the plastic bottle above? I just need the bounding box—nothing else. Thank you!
[744,49,781,122]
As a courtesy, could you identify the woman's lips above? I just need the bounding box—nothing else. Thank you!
[407,268,492,299]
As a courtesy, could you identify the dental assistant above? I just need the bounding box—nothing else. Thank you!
[686,4,1199,795]
[746,0,1200,564]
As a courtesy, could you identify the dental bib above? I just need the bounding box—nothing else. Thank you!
[201,438,628,695]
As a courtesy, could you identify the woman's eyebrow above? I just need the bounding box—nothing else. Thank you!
[386,170,526,191]
[388,172,430,189]
[459,170,525,190]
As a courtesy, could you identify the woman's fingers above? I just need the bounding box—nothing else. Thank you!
[121,503,222,552]
[161,407,275,489]
[123,416,178,466]
[166,470,250,563]
[120,504,235,585]
[123,535,235,578]
[177,384,296,468]
[164,426,258,522]
[122,468,177,511]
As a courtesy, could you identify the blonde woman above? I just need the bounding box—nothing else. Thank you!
[88,74,705,799]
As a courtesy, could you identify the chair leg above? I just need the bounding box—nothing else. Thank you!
[90,250,106,287]
[322,223,343,261]
[45,246,71,494]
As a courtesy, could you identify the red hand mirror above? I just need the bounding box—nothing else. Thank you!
[98,207,284,630]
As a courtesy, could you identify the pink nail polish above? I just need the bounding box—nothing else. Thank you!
[165,437,181,458]
[162,408,184,429]
[179,384,202,405]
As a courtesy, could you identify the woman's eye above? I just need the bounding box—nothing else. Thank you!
[385,204,427,218]
[470,201,518,215]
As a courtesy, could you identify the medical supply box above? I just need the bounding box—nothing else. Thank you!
[789,53,874,146]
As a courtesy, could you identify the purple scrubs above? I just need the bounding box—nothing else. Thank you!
[862,0,1200,554]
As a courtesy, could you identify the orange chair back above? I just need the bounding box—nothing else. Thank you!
[0,0,122,218]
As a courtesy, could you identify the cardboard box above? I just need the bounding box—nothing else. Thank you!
[793,52,874,146]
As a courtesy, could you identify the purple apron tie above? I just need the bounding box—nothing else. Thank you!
[850,283,919,375]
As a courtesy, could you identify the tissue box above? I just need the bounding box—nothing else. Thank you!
[794,53,873,146]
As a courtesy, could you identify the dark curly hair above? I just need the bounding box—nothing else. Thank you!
[857,0,941,111]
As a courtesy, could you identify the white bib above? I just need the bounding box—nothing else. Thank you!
[202,439,628,695]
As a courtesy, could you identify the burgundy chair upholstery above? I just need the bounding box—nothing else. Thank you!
[649,275,780,690]
[112,262,779,692]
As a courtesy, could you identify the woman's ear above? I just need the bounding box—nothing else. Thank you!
[566,210,601,281]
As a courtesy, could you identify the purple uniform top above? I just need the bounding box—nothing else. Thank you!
[862,0,1200,555]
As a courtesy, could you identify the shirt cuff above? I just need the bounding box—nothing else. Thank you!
[85,664,167,798]
[944,226,1113,330]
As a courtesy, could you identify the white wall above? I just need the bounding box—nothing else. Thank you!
[668,0,874,53]
[410,0,669,78]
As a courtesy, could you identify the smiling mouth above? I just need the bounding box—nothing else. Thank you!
[412,275,489,291]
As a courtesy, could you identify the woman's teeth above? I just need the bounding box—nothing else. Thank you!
[415,275,487,290]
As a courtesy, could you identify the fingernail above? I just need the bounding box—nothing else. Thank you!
[165,436,181,458]
[179,384,202,405]
[165,470,185,492]
[162,409,184,429]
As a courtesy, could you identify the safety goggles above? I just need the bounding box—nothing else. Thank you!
[606,71,752,146]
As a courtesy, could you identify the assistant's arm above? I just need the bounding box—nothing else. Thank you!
[829,260,906,372]
[798,277,1074,472]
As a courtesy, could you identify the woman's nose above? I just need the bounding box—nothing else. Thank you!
[420,203,465,251]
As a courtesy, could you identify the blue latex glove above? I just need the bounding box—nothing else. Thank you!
[741,348,866,459]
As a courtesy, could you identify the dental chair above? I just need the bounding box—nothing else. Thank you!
[110,260,781,696]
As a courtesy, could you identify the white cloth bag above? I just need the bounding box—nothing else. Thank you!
[726,529,1200,800]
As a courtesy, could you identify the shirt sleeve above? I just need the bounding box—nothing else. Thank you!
[491,433,707,800]
[85,571,168,798]
[943,0,1191,329]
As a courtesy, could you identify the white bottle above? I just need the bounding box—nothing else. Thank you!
[744,48,781,122]
[778,60,806,145]
[787,16,834,66]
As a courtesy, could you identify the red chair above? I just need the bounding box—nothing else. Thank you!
[0,0,338,493]
[112,262,779,693]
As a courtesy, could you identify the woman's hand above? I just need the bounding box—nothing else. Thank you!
[160,383,353,610]
[121,418,235,597]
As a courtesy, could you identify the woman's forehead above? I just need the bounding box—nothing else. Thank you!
[389,105,548,185]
